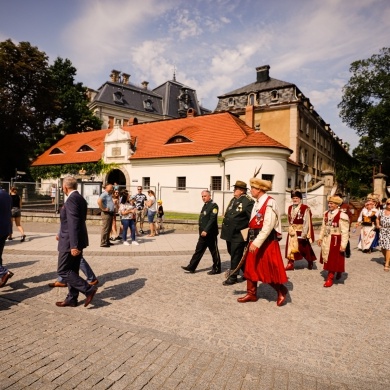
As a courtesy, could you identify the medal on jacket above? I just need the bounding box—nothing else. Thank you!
[236,203,242,212]
[256,211,263,225]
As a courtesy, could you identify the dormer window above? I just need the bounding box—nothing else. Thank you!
[49,147,64,155]
[166,135,192,144]
[271,90,279,101]
[143,99,153,111]
[248,93,255,105]
[228,97,235,107]
[113,91,124,105]
[77,144,94,152]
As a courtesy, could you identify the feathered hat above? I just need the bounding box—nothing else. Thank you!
[249,166,272,192]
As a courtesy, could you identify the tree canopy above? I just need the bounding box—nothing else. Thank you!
[338,47,390,188]
[0,39,101,180]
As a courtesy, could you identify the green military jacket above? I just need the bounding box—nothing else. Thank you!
[221,194,254,242]
[199,200,219,236]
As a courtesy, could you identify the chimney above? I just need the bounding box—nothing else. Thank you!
[187,108,196,117]
[245,105,255,128]
[141,81,149,90]
[122,73,130,84]
[110,69,120,83]
[256,65,270,83]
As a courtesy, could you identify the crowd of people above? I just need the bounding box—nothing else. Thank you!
[0,178,388,309]
[181,178,389,306]
[96,184,164,248]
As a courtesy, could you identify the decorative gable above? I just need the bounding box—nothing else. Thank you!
[103,123,133,162]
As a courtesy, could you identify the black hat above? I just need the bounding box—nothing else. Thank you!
[291,190,302,199]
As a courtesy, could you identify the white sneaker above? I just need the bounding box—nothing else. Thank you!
[123,241,130,246]
[132,241,139,246]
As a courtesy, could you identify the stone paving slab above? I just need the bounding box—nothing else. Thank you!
[0,222,389,389]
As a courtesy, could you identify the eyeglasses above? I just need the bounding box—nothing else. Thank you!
[137,188,142,190]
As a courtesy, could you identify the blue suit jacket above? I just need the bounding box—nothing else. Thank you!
[58,191,88,252]
[0,189,12,237]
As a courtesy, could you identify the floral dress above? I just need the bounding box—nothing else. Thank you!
[378,210,390,250]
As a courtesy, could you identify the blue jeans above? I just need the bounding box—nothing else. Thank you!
[121,219,136,241]
[58,256,96,283]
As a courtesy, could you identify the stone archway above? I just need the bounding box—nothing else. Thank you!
[107,169,126,186]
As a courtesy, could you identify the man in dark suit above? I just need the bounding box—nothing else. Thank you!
[221,180,254,285]
[56,176,97,307]
[181,190,221,274]
[0,189,14,288]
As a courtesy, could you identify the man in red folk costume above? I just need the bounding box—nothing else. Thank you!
[317,195,350,287]
[285,191,317,271]
[237,175,289,306]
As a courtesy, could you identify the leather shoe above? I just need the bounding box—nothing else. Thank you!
[84,287,98,307]
[48,281,67,288]
[100,244,110,248]
[55,300,77,307]
[207,269,221,275]
[181,265,195,273]
[0,271,14,288]
[88,279,99,286]
[222,277,237,286]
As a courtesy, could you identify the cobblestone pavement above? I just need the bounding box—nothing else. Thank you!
[1,222,389,389]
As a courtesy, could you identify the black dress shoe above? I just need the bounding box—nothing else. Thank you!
[207,269,221,275]
[100,244,110,248]
[222,277,237,286]
[181,266,195,273]
[84,287,98,307]
[55,300,77,307]
[0,271,14,288]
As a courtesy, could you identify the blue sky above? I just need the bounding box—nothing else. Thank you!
[1,0,389,152]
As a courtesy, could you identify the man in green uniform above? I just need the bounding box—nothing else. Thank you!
[221,180,254,285]
[181,190,221,274]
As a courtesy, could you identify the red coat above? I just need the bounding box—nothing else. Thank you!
[244,197,287,284]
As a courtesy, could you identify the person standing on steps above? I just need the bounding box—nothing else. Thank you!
[237,175,289,306]
[317,195,350,288]
[285,190,316,271]
[221,180,254,285]
[181,190,221,274]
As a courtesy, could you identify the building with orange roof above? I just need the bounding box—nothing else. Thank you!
[32,110,305,215]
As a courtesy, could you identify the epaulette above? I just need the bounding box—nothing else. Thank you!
[245,194,253,200]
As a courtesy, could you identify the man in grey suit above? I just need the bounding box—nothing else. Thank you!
[0,188,14,288]
[56,176,97,307]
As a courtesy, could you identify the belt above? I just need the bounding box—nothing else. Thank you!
[249,228,278,242]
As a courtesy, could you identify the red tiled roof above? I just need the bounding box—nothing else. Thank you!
[31,112,289,166]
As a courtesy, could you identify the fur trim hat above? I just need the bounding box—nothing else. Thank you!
[249,177,272,192]
[328,196,343,206]
[157,199,162,204]
[232,180,248,190]
[291,190,302,199]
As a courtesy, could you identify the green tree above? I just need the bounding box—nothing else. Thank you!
[0,39,102,180]
[0,39,54,180]
[338,47,390,185]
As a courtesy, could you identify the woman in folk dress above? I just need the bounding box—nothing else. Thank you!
[356,199,379,253]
